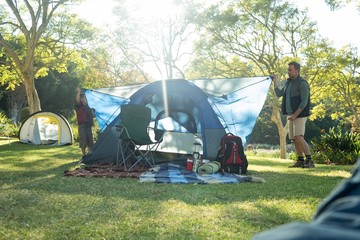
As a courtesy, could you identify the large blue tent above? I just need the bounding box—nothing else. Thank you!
[82,77,271,165]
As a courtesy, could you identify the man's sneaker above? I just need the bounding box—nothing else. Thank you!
[302,160,315,168]
[289,160,304,168]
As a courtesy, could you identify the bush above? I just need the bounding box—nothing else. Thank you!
[246,148,281,158]
[287,151,298,161]
[0,112,20,137]
[71,123,100,143]
[244,144,299,160]
[71,124,79,142]
[311,126,360,165]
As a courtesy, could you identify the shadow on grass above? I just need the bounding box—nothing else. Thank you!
[2,142,357,240]
[1,165,344,240]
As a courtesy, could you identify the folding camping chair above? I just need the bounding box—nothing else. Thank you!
[115,104,164,171]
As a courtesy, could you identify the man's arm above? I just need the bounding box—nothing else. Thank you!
[298,81,310,110]
[272,74,284,97]
[288,108,303,121]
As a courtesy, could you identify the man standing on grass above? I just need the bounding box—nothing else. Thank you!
[272,61,314,168]
[75,87,94,157]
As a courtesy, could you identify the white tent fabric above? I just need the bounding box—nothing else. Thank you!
[19,111,73,146]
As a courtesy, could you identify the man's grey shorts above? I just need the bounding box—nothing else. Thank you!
[78,124,94,149]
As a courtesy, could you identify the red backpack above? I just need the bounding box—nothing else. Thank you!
[216,133,248,174]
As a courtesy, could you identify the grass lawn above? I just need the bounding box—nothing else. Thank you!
[0,139,354,240]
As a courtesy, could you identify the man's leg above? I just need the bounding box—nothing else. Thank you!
[87,126,94,149]
[288,119,304,168]
[296,135,310,156]
[78,125,87,157]
[85,126,94,155]
[294,117,314,168]
[293,136,304,156]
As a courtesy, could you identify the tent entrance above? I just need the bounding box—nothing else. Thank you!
[154,109,198,133]
[33,116,60,145]
[150,108,201,155]
[19,111,74,146]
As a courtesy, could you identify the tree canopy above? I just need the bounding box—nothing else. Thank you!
[0,0,95,113]
[0,0,358,150]
[185,0,321,158]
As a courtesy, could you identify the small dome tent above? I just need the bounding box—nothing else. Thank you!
[19,111,73,146]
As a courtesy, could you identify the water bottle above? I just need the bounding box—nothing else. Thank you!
[192,151,200,172]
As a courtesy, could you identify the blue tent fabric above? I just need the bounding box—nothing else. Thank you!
[125,80,227,159]
[82,78,271,165]
[139,163,260,184]
[85,78,271,139]
[85,89,129,131]
[207,77,271,141]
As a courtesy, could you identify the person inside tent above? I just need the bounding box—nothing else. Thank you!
[75,87,94,157]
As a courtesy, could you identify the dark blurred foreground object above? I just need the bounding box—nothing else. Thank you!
[252,158,360,240]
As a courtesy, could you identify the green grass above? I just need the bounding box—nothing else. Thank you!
[0,140,354,240]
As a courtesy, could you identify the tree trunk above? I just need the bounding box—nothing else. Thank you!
[23,70,41,114]
[271,100,288,159]
[352,110,360,133]
[278,120,288,159]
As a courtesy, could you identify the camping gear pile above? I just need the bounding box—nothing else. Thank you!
[139,163,265,184]
[64,162,266,184]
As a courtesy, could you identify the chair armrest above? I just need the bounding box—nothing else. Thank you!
[148,127,165,142]
[154,128,165,142]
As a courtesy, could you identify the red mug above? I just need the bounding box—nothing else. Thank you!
[186,158,193,171]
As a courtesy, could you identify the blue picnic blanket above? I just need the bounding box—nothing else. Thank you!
[139,163,265,184]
